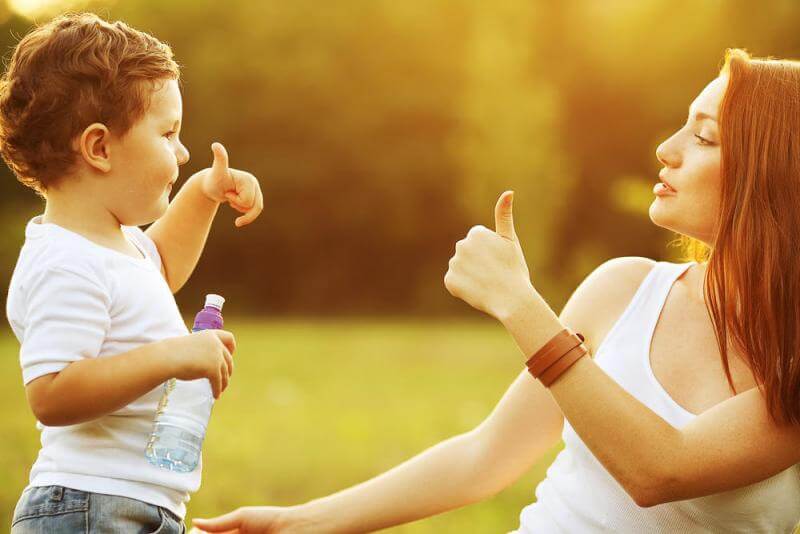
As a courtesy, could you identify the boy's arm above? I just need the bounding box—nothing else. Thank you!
[146,173,220,292]
[26,330,236,427]
[17,265,235,426]
[146,142,263,293]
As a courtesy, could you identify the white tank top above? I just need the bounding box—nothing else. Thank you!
[514,261,800,533]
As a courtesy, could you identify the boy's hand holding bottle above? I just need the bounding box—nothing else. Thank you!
[165,329,235,399]
[147,295,232,472]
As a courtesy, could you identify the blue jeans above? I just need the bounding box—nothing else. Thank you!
[11,485,185,533]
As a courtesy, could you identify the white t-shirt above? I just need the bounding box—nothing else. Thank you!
[6,216,202,519]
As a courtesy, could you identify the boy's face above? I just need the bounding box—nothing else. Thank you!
[106,78,190,226]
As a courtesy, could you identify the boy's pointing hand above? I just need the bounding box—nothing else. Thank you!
[199,142,264,227]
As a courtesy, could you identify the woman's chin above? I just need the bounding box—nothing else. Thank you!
[648,204,709,245]
[648,201,676,231]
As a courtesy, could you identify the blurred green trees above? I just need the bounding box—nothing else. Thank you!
[0,0,799,315]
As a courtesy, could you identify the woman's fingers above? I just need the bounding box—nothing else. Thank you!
[192,509,244,532]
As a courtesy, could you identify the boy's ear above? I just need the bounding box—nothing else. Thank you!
[77,123,112,173]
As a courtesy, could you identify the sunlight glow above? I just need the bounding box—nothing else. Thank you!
[7,0,92,19]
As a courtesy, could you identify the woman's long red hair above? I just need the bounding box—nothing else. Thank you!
[679,48,800,425]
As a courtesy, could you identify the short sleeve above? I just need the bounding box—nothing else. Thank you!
[19,267,111,385]
[122,226,162,272]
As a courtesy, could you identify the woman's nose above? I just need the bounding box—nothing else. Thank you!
[656,136,681,168]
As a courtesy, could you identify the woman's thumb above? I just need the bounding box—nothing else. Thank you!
[494,190,516,240]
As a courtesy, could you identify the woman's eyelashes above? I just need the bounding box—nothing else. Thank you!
[694,133,715,146]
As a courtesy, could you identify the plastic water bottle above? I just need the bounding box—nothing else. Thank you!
[145,294,225,472]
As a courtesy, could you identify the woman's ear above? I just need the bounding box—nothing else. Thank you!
[76,123,112,173]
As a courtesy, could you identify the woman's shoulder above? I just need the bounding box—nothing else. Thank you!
[591,255,658,281]
[559,256,657,354]
[572,256,657,304]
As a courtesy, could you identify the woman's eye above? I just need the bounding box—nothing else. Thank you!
[694,133,713,145]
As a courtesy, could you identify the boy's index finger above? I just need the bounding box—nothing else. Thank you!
[225,194,250,213]
[225,187,253,212]
[232,173,256,206]
[234,193,263,226]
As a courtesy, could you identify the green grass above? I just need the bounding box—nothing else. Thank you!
[0,318,560,532]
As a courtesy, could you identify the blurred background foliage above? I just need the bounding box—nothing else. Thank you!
[0,0,795,315]
[2,1,800,532]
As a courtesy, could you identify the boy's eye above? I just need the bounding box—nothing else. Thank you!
[164,131,176,138]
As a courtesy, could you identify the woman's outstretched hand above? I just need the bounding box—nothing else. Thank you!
[191,506,307,534]
[189,506,310,534]
[444,191,539,322]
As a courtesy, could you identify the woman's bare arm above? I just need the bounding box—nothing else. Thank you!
[444,194,800,509]
[192,262,626,533]
[503,256,800,507]
[193,252,664,534]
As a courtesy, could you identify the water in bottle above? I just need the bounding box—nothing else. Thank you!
[145,294,225,472]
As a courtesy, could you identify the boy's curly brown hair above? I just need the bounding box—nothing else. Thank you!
[0,12,180,193]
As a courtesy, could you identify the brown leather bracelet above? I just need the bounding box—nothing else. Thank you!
[526,329,585,377]
[539,343,588,387]
[526,329,582,375]
[527,336,577,376]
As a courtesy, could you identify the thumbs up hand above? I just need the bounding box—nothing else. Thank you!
[198,142,264,227]
[444,191,537,321]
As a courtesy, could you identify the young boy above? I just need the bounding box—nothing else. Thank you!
[1,13,264,533]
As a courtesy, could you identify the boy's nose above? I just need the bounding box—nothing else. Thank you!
[177,145,190,166]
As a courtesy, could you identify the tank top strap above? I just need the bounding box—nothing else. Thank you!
[599,260,696,353]
[636,261,696,326]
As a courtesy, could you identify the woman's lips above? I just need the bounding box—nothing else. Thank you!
[653,182,677,196]
[655,173,677,195]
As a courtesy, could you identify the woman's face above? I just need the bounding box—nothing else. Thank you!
[651,74,728,246]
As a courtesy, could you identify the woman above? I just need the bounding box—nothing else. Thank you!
[193,49,800,533]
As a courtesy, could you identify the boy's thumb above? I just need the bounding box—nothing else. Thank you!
[494,190,516,240]
[211,142,229,172]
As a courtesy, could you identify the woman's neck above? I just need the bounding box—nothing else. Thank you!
[678,260,709,306]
